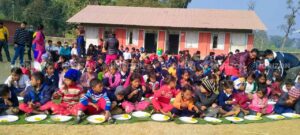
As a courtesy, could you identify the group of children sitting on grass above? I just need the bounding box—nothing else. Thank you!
[0,45,300,123]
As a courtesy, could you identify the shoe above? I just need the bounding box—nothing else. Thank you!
[76,111,85,124]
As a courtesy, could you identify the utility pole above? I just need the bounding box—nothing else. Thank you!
[12,0,15,21]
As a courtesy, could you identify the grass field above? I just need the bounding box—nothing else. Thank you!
[1,47,300,135]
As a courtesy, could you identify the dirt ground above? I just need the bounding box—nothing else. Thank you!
[0,119,299,135]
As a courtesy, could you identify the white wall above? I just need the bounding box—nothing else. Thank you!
[84,26,99,49]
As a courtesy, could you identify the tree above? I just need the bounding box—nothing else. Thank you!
[280,0,300,50]
[254,31,269,50]
[248,0,256,10]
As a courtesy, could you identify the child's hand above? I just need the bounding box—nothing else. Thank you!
[52,92,60,99]
[212,103,218,108]
[132,90,139,95]
[226,101,233,104]
[4,99,13,106]
[181,103,188,109]
[28,101,34,109]
[200,106,207,111]
[104,111,111,121]
[142,86,147,92]
[91,103,99,111]
[111,101,117,109]
[194,106,200,113]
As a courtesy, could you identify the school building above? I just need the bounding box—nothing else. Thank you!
[67,5,266,57]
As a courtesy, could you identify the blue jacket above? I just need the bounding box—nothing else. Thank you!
[267,52,300,80]
[0,88,19,109]
[23,84,55,105]
[218,90,236,112]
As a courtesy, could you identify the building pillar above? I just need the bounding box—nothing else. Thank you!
[158,30,166,52]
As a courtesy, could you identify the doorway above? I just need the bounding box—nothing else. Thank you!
[167,34,180,54]
[144,33,157,53]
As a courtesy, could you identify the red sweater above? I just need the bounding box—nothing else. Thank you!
[57,84,84,105]
[153,85,178,103]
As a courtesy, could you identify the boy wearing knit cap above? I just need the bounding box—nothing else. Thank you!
[50,69,84,116]
[108,86,126,115]
[274,84,300,114]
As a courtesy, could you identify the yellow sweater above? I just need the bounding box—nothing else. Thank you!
[0,26,9,41]
[173,92,195,111]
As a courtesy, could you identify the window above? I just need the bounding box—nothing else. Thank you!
[185,31,199,48]
[211,32,225,49]
[212,34,218,49]
[231,33,247,46]
[126,29,138,46]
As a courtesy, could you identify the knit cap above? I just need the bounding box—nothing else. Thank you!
[64,69,80,82]
[115,86,126,96]
[288,86,300,99]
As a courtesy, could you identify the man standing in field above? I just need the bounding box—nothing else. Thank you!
[11,22,29,67]
[0,21,11,63]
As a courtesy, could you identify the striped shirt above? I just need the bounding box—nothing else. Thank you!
[14,28,29,45]
[57,85,84,105]
[80,89,111,110]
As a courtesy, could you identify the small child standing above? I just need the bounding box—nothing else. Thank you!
[152,76,178,115]
[0,84,19,115]
[171,86,199,117]
[77,79,111,123]
[19,72,55,115]
[249,85,273,115]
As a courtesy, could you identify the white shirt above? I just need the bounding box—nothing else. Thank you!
[5,74,30,90]
[71,48,78,56]
[123,52,132,60]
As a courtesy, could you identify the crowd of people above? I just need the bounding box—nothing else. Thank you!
[0,22,300,124]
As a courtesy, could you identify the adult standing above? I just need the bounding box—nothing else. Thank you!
[104,33,119,65]
[11,22,29,67]
[220,48,259,77]
[33,24,45,63]
[76,25,85,57]
[0,21,11,62]
[27,25,34,61]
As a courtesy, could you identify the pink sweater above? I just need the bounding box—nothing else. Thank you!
[249,94,268,112]
[104,72,121,88]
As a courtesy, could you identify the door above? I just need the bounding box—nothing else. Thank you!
[144,33,157,53]
[168,34,179,54]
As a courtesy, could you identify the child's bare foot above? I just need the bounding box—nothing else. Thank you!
[25,113,32,117]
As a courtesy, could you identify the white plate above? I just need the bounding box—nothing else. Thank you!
[17,96,24,101]
[268,100,276,105]
[132,111,151,118]
[244,115,262,121]
[282,113,300,118]
[87,115,106,124]
[50,115,72,122]
[225,117,244,122]
[151,114,170,122]
[178,117,198,124]
[25,114,47,122]
[112,114,131,120]
[0,115,19,123]
[204,117,222,123]
[266,114,285,120]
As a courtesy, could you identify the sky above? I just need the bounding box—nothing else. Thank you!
[188,0,300,38]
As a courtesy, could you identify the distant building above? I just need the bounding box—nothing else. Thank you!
[68,5,266,57]
[0,19,20,44]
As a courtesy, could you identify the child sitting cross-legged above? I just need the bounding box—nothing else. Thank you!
[0,84,19,115]
[19,72,55,115]
[249,85,273,115]
[274,84,300,114]
[50,69,84,116]
[171,86,199,117]
[218,80,241,117]
[77,79,111,123]
[151,75,179,115]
